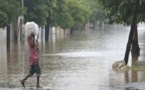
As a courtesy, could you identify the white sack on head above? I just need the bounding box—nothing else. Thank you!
[25,21,39,37]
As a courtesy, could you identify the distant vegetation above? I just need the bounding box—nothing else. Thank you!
[0,0,105,29]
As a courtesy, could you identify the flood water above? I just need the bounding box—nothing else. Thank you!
[1,24,145,90]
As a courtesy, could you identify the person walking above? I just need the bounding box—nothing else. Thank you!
[20,32,41,88]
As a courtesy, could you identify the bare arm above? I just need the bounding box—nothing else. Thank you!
[31,33,35,48]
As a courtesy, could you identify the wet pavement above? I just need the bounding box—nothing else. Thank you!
[1,24,145,90]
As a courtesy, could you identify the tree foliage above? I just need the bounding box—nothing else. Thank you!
[87,0,105,23]
[97,0,145,25]
[0,0,106,28]
[24,0,48,26]
[50,0,92,29]
[0,0,22,27]
[50,0,74,29]
[0,11,8,27]
[69,0,91,25]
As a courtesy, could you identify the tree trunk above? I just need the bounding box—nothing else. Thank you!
[70,28,73,35]
[124,0,139,65]
[14,18,18,42]
[45,12,51,41]
[45,20,49,41]
[131,24,140,54]
[7,25,10,51]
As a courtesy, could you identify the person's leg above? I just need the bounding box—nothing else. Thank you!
[35,64,41,88]
[20,65,35,88]
[20,74,31,88]
[36,75,41,88]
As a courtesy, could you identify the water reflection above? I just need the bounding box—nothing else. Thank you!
[0,29,7,82]
[123,54,139,84]
[1,25,145,89]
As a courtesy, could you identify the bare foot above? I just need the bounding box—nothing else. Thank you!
[20,80,25,88]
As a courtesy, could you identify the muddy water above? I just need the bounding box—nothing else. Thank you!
[1,25,145,90]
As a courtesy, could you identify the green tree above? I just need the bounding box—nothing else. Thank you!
[0,11,8,27]
[44,0,56,41]
[44,0,94,40]
[0,0,22,27]
[63,0,91,30]
[0,0,23,50]
[24,0,48,26]
[87,0,105,25]
[97,0,141,64]
[51,0,74,29]
[49,0,91,32]
[124,0,140,65]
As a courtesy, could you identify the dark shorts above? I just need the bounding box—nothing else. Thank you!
[29,64,41,76]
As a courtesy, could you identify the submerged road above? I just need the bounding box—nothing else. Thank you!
[1,25,145,90]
